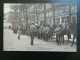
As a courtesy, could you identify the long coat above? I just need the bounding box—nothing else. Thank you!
[30,24,37,34]
[17,27,22,36]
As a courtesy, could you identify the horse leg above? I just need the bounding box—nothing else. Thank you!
[47,34,48,42]
[58,34,60,45]
[67,34,69,42]
[60,36,63,45]
[61,37,63,45]
[68,36,69,42]
[57,37,59,45]
[71,37,75,47]
[56,34,58,44]
[38,33,39,39]
[59,37,61,45]
[62,35,64,44]
[71,34,76,47]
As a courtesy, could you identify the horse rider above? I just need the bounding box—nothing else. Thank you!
[30,22,37,45]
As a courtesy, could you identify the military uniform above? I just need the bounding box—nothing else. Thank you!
[17,26,22,40]
[30,23,36,45]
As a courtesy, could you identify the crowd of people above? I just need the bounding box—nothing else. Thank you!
[11,22,76,47]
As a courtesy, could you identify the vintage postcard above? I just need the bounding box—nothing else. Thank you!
[3,3,77,52]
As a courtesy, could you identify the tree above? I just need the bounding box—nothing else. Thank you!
[68,4,71,24]
[51,3,55,25]
[35,4,38,24]
[9,4,27,26]
[44,4,46,24]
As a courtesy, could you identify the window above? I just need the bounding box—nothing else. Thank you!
[71,4,75,13]
[65,6,69,14]
[46,4,51,9]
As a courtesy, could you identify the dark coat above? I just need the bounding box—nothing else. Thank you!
[30,24,37,34]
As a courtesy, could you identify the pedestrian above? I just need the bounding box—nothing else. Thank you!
[17,26,22,40]
[30,22,37,45]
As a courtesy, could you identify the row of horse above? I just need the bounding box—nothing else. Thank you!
[28,23,76,47]
[12,23,76,47]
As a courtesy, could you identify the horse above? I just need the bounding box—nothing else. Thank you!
[50,24,57,38]
[22,25,26,35]
[38,25,44,39]
[54,24,63,45]
[58,24,72,44]
[42,26,50,41]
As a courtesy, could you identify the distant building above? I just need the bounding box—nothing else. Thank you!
[26,3,77,25]
[5,3,77,26]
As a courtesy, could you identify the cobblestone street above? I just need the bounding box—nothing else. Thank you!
[3,29,76,52]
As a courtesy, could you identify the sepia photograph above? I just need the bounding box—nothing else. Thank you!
[3,3,77,52]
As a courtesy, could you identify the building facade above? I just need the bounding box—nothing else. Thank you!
[7,3,77,26]
[25,3,77,25]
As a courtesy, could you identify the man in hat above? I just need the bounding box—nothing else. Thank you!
[30,22,37,45]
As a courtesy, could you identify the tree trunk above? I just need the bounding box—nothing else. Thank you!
[68,4,71,24]
[51,3,55,25]
[44,4,46,24]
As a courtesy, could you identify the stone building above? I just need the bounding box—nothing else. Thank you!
[26,3,77,25]
[7,3,77,26]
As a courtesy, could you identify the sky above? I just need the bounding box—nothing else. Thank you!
[4,4,11,14]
